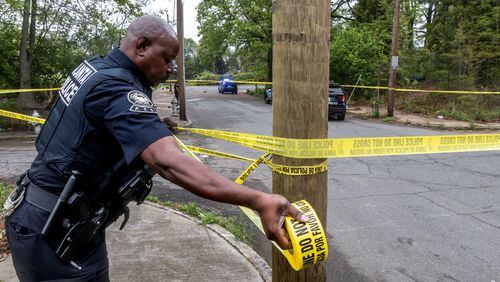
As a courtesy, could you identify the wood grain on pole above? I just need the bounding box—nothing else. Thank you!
[272,0,330,281]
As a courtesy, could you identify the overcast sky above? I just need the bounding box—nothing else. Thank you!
[150,0,202,42]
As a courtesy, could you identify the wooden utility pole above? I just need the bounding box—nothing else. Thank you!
[387,0,401,117]
[176,0,187,121]
[272,0,330,281]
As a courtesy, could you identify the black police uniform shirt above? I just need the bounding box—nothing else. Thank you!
[28,48,171,195]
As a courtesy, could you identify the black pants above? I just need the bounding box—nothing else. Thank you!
[5,200,110,281]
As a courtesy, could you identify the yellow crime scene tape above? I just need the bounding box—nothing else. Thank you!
[0,88,60,95]
[3,109,500,270]
[3,84,499,95]
[0,109,329,271]
[178,127,500,159]
[164,79,273,85]
[186,145,328,176]
[175,137,328,271]
[161,80,499,94]
[0,109,46,124]
[340,85,500,95]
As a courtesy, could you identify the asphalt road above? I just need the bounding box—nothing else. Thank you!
[152,85,500,282]
[1,85,497,281]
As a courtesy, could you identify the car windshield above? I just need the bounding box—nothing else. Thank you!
[329,87,343,94]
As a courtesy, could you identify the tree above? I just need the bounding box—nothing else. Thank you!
[197,0,272,80]
[184,38,204,79]
[352,0,393,25]
[426,0,499,88]
[196,0,233,74]
[0,22,21,88]
[18,0,38,108]
[330,25,388,93]
[0,0,152,109]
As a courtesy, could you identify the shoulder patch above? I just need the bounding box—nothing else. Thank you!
[127,90,156,113]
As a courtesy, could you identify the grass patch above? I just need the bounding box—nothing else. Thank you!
[0,181,14,209]
[246,87,267,97]
[1,181,14,257]
[381,116,395,122]
[397,93,500,122]
[145,195,251,243]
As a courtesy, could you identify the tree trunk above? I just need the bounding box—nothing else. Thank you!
[18,0,40,109]
[424,1,434,48]
[426,1,434,25]
[19,0,30,88]
[406,0,416,50]
[28,0,37,67]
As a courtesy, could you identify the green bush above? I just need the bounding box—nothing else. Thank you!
[233,72,262,81]
[1,181,14,213]
[398,93,500,122]
[195,71,220,81]
[246,87,267,97]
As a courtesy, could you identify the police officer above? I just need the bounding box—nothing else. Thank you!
[4,15,307,281]
[174,82,179,101]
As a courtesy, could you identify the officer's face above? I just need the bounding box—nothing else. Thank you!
[138,35,179,86]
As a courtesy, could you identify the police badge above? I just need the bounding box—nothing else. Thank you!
[127,90,156,113]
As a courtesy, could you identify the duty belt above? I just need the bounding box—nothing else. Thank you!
[25,182,58,213]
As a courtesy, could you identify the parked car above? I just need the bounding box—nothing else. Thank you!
[328,83,347,120]
[264,88,272,104]
[218,76,238,94]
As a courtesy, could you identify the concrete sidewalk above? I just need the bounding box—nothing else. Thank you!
[0,124,271,281]
[0,202,271,282]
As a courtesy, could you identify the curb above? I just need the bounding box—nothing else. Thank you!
[0,133,37,141]
[144,201,272,281]
[177,119,193,128]
[0,119,193,141]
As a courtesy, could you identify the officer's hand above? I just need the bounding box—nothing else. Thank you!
[254,194,308,249]
[162,116,178,132]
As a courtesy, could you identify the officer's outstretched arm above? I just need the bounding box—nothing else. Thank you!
[141,136,308,249]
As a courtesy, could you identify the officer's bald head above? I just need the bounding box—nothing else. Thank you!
[120,15,179,87]
[125,15,177,43]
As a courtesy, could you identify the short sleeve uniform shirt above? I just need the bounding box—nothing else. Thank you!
[29,49,171,194]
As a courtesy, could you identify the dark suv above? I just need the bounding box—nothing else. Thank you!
[328,83,347,120]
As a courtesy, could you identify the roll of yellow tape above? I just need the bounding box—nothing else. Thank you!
[283,200,328,271]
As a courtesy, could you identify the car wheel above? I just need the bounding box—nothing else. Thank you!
[337,114,345,121]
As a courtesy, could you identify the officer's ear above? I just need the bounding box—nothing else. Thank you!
[136,36,151,57]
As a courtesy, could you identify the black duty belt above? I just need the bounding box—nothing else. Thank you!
[25,183,58,213]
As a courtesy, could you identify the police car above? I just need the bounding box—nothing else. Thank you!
[218,75,238,94]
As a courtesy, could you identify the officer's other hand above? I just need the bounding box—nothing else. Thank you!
[254,194,308,250]
[162,116,177,132]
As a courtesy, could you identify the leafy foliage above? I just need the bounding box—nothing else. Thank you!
[330,25,388,87]
[0,0,151,91]
[196,0,271,80]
